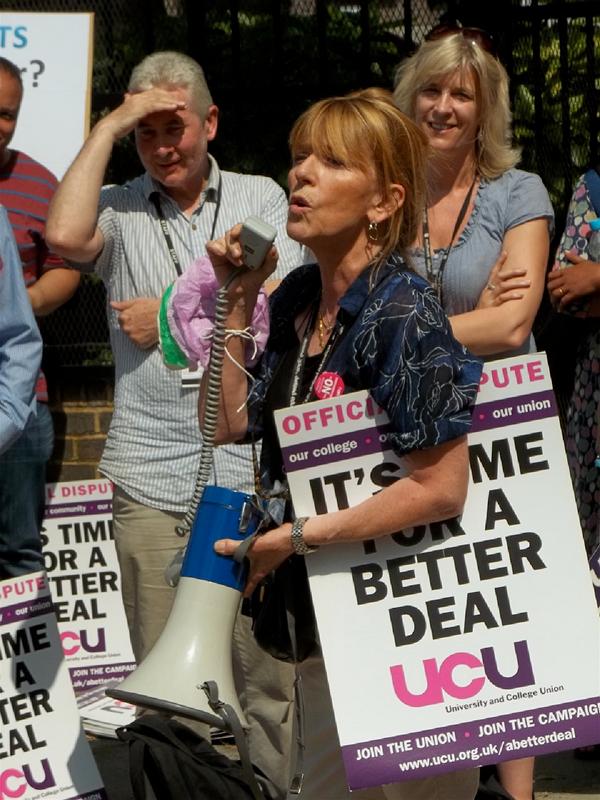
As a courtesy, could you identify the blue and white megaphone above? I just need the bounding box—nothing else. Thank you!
[108,485,261,728]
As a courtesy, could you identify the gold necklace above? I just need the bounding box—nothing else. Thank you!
[317,308,337,349]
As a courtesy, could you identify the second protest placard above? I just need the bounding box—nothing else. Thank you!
[275,352,600,791]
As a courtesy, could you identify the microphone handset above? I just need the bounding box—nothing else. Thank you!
[239,216,277,270]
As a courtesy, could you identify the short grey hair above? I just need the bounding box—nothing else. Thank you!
[128,51,213,118]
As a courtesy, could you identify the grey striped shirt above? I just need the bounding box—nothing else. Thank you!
[86,155,303,511]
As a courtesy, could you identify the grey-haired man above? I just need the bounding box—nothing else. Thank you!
[47,51,299,796]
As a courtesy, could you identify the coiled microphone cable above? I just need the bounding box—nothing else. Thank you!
[164,270,246,587]
[176,269,242,537]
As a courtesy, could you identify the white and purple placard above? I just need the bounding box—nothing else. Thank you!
[0,572,107,799]
[76,683,136,738]
[275,353,600,790]
[42,480,136,693]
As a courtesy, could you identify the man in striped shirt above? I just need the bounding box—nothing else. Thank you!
[47,52,301,796]
[0,57,80,579]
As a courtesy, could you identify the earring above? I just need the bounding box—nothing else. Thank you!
[368,221,379,242]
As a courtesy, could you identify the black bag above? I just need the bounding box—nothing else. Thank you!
[248,554,319,664]
[117,715,270,800]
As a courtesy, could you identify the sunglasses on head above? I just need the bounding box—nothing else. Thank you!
[425,24,497,58]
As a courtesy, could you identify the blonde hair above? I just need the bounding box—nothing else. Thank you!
[393,34,520,179]
[129,51,213,119]
[289,89,428,264]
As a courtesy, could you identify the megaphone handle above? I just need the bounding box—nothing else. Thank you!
[233,532,260,564]
[202,681,267,799]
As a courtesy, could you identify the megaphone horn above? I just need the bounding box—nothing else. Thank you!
[107,485,261,728]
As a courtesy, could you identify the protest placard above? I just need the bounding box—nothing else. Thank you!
[42,479,136,697]
[275,352,600,791]
[75,684,136,740]
[0,12,93,178]
[0,572,106,799]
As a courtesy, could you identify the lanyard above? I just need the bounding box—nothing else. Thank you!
[288,300,344,407]
[422,176,477,303]
[150,175,222,276]
[250,300,344,505]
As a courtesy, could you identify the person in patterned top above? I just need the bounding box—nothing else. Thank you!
[199,90,482,800]
[547,172,600,558]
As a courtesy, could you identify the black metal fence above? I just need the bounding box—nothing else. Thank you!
[2,0,597,368]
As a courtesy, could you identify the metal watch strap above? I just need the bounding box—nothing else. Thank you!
[291,517,318,555]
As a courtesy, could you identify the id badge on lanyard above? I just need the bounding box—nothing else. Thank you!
[180,364,203,389]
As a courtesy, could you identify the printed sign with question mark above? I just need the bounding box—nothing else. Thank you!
[29,59,45,87]
[3,12,93,178]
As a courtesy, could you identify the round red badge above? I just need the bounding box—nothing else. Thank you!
[314,371,345,399]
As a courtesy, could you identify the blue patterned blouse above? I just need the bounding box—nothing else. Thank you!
[247,253,482,479]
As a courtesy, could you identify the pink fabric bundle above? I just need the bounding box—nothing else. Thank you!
[164,256,269,369]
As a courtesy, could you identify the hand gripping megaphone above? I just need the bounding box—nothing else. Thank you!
[107,485,262,728]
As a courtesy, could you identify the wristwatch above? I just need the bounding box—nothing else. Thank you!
[291,517,319,555]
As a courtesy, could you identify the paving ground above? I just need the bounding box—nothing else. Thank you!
[535,749,600,799]
[90,738,600,799]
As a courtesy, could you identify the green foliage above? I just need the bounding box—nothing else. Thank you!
[204,4,410,183]
[82,346,114,367]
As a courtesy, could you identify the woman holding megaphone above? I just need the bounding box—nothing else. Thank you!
[199,90,482,800]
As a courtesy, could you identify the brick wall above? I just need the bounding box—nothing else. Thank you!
[47,368,114,482]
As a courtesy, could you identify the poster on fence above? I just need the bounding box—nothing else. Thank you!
[0,12,94,178]
[42,479,136,696]
[275,352,600,791]
[0,572,106,799]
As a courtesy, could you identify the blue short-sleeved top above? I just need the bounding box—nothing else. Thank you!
[409,168,554,359]
[247,254,482,487]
